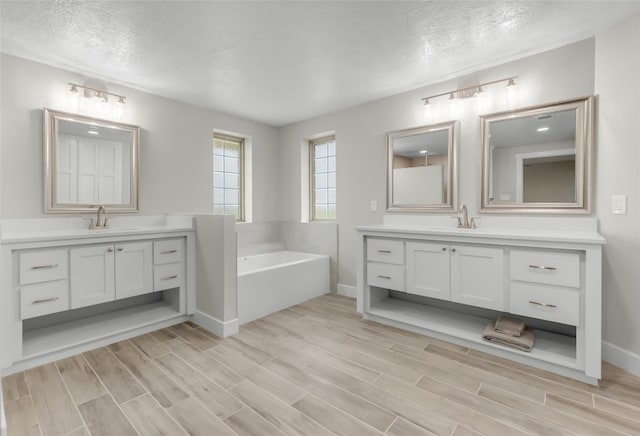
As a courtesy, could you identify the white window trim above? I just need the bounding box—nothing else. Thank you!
[213,131,252,222]
[309,135,336,222]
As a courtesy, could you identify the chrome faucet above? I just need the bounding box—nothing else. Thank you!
[89,205,108,229]
[454,204,477,229]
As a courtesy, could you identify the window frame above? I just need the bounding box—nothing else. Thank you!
[213,132,245,222]
[309,135,337,221]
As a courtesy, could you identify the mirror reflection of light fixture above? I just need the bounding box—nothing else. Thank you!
[67,82,127,121]
[421,77,517,107]
[421,150,430,165]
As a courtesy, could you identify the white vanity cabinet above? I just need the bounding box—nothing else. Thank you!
[406,242,449,299]
[70,241,153,308]
[18,249,70,320]
[70,244,116,308]
[1,221,195,373]
[450,245,504,311]
[114,242,153,299]
[357,223,605,384]
[406,242,504,310]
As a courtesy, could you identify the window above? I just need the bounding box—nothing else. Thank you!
[213,133,243,220]
[310,136,336,220]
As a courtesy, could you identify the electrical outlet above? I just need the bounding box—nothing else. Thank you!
[612,195,627,215]
[370,200,377,212]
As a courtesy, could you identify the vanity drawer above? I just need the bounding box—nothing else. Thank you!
[367,262,405,291]
[154,263,183,291]
[20,280,69,320]
[154,238,184,265]
[20,249,68,285]
[510,249,580,288]
[510,282,579,326]
[366,239,404,264]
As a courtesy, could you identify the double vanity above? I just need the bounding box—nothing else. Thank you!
[357,218,605,384]
[0,215,196,373]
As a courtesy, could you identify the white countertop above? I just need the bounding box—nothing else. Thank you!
[1,215,195,244]
[356,224,606,245]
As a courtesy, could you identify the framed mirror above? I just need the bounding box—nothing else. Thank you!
[44,108,140,213]
[479,96,594,214]
[387,120,458,212]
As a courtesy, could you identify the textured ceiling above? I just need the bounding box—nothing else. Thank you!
[2,1,639,126]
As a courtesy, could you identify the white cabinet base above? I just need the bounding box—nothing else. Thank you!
[1,228,196,374]
[357,224,605,384]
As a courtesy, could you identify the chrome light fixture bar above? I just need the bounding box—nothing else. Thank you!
[68,83,126,104]
[422,77,517,107]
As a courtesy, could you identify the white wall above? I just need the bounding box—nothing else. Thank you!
[278,38,596,288]
[594,12,640,357]
[0,54,280,221]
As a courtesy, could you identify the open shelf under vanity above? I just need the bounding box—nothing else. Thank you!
[367,290,578,369]
[21,290,185,362]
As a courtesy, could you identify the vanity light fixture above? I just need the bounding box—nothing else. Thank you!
[67,82,127,121]
[68,82,126,104]
[421,77,517,106]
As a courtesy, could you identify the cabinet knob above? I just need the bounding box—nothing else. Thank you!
[451,248,456,253]
[442,247,447,251]
[117,247,124,252]
[107,248,113,252]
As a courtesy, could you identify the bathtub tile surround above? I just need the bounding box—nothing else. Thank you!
[0,215,196,374]
[3,294,640,436]
[357,216,605,384]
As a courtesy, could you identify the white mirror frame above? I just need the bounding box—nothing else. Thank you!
[43,108,140,213]
[386,120,458,213]
[479,96,594,214]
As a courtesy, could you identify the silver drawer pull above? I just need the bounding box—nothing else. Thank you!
[161,249,178,254]
[529,265,557,271]
[377,250,392,254]
[377,275,391,279]
[31,264,59,270]
[32,297,60,304]
[161,275,178,280]
[529,300,557,308]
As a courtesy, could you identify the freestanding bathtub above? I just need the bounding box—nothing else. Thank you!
[237,250,330,324]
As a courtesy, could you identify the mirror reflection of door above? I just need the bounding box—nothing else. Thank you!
[56,119,132,205]
[392,129,448,205]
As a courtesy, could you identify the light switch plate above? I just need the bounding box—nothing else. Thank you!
[370,200,377,212]
[612,194,627,214]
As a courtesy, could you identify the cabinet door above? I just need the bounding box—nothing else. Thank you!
[450,245,504,311]
[406,242,450,300]
[70,244,115,309]
[115,242,153,299]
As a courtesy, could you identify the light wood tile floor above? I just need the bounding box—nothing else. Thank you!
[3,294,640,436]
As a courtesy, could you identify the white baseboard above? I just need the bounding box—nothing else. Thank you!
[192,310,239,337]
[337,283,356,299]
[602,341,640,378]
